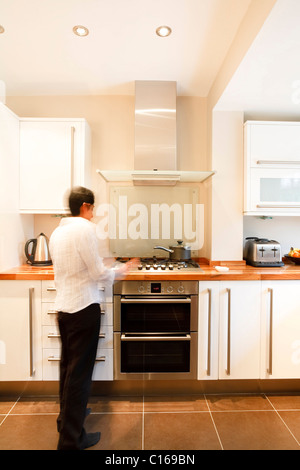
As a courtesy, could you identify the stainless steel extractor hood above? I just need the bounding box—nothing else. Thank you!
[97,80,215,185]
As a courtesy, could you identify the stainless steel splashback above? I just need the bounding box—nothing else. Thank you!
[134,80,177,171]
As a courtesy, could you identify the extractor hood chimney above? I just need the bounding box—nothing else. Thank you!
[134,80,177,173]
[97,80,215,185]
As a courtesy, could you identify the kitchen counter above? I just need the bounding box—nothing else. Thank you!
[2,261,300,281]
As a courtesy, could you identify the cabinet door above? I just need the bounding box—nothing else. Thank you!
[245,122,300,167]
[261,281,300,379]
[248,168,300,215]
[219,281,261,380]
[198,282,219,380]
[0,281,42,381]
[19,119,90,213]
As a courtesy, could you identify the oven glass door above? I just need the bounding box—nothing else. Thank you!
[120,334,192,373]
[120,297,191,333]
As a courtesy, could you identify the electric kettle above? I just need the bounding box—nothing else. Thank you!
[25,233,52,266]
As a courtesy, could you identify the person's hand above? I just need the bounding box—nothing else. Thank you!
[115,258,140,278]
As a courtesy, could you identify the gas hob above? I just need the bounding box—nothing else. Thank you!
[117,257,202,272]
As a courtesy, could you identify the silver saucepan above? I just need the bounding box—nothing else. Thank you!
[154,240,192,261]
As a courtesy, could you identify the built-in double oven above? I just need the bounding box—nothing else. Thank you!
[113,280,198,380]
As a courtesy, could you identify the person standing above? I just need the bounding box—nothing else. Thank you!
[50,186,134,450]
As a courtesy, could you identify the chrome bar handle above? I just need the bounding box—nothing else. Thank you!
[29,288,35,377]
[48,332,106,339]
[207,288,212,376]
[121,297,191,304]
[121,334,191,342]
[47,356,60,362]
[48,356,106,362]
[267,288,273,375]
[257,204,300,209]
[95,356,106,362]
[257,160,300,165]
[226,288,231,376]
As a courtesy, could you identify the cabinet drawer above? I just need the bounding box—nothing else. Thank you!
[42,325,113,349]
[42,303,58,326]
[42,281,56,302]
[98,283,113,303]
[42,303,112,326]
[42,281,113,303]
[92,349,113,381]
[42,348,113,381]
[101,303,113,326]
[42,349,60,380]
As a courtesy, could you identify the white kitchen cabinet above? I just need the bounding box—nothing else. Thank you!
[41,280,113,381]
[219,281,261,380]
[0,280,42,381]
[244,121,300,215]
[261,280,300,379]
[198,281,261,381]
[19,118,91,213]
[198,282,219,380]
[244,121,300,167]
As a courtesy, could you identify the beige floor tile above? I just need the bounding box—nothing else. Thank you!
[85,413,143,450]
[212,410,300,450]
[144,395,208,413]
[207,393,273,412]
[144,412,221,450]
[0,414,58,450]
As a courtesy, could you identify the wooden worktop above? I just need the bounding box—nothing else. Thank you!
[2,262,300,281]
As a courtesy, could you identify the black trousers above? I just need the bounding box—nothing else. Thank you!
[57,303,101,450]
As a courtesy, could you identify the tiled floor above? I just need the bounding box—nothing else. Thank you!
[1,393,300,450]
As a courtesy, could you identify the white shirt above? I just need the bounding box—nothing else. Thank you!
[49,217,115,313]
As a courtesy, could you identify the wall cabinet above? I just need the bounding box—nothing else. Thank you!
[198,281,261,380]
[0,281,42,381]
[19,118,91,214]
[244,121,300,216]
[261,280,300,379]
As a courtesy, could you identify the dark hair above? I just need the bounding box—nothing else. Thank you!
[68,186,95,216]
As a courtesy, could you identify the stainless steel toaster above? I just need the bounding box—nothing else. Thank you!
[244,237,284,267]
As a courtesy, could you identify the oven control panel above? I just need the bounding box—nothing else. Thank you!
[114,280,198,296]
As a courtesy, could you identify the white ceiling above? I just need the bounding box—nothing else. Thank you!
[217,0,300,118]
[0,0,252,96]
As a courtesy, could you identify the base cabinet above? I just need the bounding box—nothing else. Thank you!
[198,281,261,380]
[0,281,42,381]
[261,280,300,379]
[40,281,113,381]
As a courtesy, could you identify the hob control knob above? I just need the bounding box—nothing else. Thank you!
[138,285,145,293]
[167,286,173,293]
[178,285,185,293]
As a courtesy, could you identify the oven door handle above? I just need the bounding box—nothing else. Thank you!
[120,298,191,304]
[121,334,192,342]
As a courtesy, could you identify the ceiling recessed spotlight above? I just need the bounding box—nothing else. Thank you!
[0,25,5,34]
[73,25,89,37]
[156,25,172,37]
